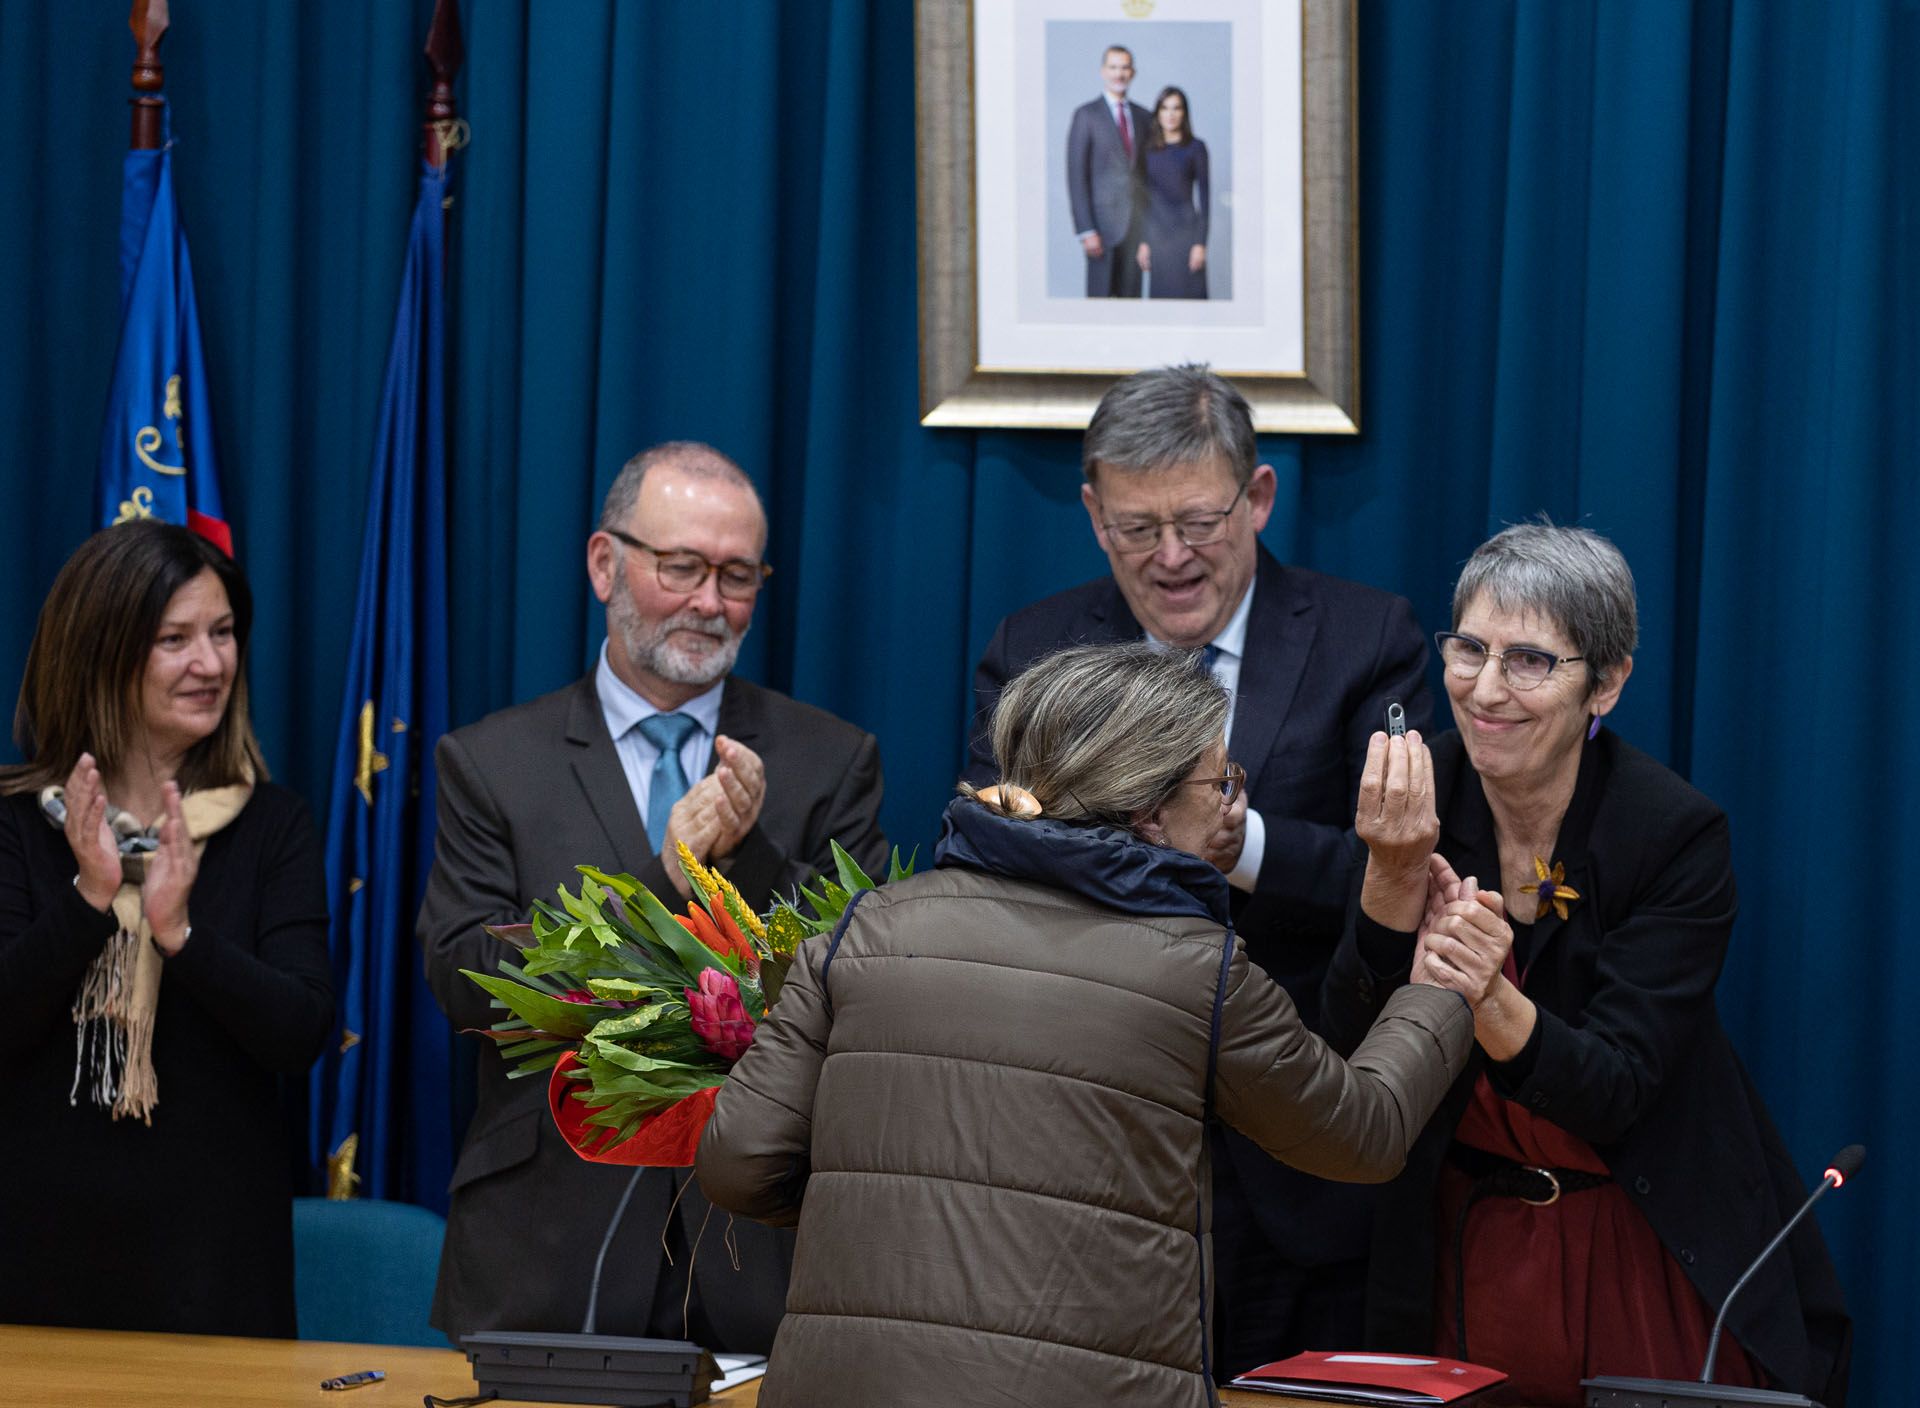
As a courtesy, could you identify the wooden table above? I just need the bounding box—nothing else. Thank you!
[0,1323,1314,1406]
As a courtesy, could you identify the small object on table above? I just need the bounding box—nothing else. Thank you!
[320,1368,386,1390]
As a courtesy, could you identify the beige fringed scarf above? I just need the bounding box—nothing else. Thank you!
[40,779,252,1123]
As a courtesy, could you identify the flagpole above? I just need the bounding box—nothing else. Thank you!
[129,0,169,151]
[423,0,464,169]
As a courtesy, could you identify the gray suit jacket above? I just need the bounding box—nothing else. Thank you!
[1066,95,1151,244]
[420,672,886,1351]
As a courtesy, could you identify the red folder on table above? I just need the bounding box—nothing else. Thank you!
[1229,1351,1507,1404]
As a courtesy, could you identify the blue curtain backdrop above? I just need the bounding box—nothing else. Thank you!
[0,1,1911,1396]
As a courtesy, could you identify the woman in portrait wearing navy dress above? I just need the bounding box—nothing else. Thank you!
[1136,85,1210,300]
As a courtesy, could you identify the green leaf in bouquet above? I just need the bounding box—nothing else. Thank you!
[495,959,566,995]
[760,952,792,1008]
[830,839,875,896]
[585,977,648,1004]
[625,884,735,981]
[764,903,811,957]
[576,865,643,900]
[583,1035,710,1077]
[462,970,610,1038]
[887,845,918,884]
[508,1049,565,1077]
[586,1004,672,1042]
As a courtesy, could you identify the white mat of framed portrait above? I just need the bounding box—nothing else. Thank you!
[915,0,1359,433]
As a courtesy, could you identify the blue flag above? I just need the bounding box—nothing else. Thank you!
[310,159,454,1207]
[97,104,231,554]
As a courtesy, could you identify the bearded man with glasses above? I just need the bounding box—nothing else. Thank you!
[420,441,887,1360]
[967,364,1433,1379]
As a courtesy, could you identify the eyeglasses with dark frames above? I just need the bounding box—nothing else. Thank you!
[1181,760,1246,807]
[1434,631,1585,691]
[1099,482,1249,554]
[606,528,772,601]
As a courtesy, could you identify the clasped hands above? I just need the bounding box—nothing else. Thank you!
[63,753,196,954]
[660,735,766,898]
[1134,243,1208,273]
[1355,731,1512,1011]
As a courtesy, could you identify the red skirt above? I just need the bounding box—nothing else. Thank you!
[1431,1075,1758,1407]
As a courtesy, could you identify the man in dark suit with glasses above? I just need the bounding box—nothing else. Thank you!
[421,440,887,1356]
[966,364,1433,1377]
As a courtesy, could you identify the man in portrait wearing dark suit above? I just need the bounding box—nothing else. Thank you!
[1066,44,1151,297]
[966,365,1433,1377]
[421,441,887,1353]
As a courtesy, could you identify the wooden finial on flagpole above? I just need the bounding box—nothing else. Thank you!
[129,0,170,151]
[423,0,466,168]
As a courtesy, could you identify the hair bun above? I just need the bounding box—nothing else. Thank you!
[975,783,1043,818]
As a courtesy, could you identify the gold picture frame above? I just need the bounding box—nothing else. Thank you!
[916,0,1359,433]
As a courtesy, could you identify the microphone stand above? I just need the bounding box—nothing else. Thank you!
[1581,1147,1860,1408]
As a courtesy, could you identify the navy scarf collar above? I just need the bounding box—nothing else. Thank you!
[934,798,1231,927]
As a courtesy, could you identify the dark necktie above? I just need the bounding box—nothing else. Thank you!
[1200,643,1222,676]
[638,712,698,843]
[1116,102,1133,158]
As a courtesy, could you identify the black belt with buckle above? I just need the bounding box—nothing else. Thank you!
[1447,1142,1612,1358]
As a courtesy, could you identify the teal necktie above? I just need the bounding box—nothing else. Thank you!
[638,712,698,843]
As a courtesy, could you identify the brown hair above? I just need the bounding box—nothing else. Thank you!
[1147,86,1194,151]
[4,521,267,795]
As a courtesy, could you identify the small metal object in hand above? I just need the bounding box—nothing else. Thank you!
[1385,699,1407,737]
[320,1369,385,1390]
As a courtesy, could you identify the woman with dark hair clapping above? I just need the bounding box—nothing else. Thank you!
[0,521,332,1338]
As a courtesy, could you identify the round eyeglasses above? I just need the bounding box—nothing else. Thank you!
[606,528,772,601]
[1099,482,1248,554]
[1434,631,1585,691]
[1181,760,1246,807]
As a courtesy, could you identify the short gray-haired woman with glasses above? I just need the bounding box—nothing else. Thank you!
[698,641,1484,1408]
[1325,523,1850,1406]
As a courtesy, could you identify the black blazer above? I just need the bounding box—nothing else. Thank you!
[419,673,887,1351]
[968,547,1432,1264]
[1322,730,1851,1404]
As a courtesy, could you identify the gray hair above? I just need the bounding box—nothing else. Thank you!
[980,642,1228,830]
[598,441,762,532]
[1453,521,1639,687]
[1082,364,1256,488]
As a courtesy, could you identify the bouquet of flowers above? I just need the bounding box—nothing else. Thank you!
[462,841,911,1167]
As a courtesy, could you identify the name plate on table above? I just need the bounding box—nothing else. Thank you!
[462,1330,718,1407]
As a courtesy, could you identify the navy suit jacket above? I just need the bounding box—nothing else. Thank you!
[968,548,1432,1266]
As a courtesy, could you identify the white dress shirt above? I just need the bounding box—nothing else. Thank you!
[1147,583,1266,893]
[594,641,724,831]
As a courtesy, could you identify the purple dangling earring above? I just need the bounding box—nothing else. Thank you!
[1587,715,1601,740]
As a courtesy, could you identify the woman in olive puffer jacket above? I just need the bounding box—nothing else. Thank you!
[698,643,1493,1408]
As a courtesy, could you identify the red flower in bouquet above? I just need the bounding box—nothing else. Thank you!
[686,968,756,1061]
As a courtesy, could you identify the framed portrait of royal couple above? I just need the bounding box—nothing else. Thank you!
[915,0,1359,433]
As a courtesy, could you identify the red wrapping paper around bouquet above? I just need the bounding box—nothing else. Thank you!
[546,1051,720,1167]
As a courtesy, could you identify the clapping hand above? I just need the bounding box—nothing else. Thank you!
[64,754,122,912]
[659,736,768,897]
[143,782,198,954]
